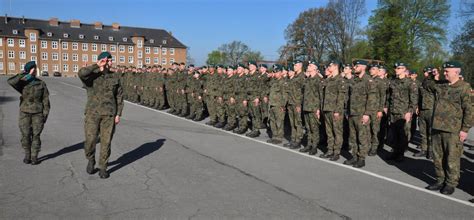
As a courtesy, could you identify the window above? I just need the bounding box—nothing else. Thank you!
[145,47,150,54]
[72,54,78,61]
[41,41,47,49]
[73,65,79,72]
[110,45,116,52]
[42,52,48,60]
[94,35,99,40]
[31,45,37,54]
[138,50,143,59]
[62,42,68,50]
[162,40,167,44]
[12,30,18,34]
[162,48,167,55]
[63,64,68,72]
[42,64,48,71]
[82,43,89,51]
[154,47,159,54]
[0,38,2,46]
[79,34,84,39]
[20,63,25,71]
[119,45,125,53]
[137,40,143,48]
[128,56,133,63]
[92,55,98,62]
[154,58,159,64]
[19,39,26,48]
[119,56,125,63]
[52,41,58,49]
[145,57,150,64]
[53,65,59,72]
[62,53,68,61]
[150,39,154,44]
[0,62,4,70]
[7,38,14,47]
[111,56,116,63]
[8,51,15,59]
[47,32,52,37]
[169,58,175,64]
[137,60,143,68]
[162,58,167,65]
[63,33,69,38]
[72,42,78,50]
[9,62,15,70]
[101,44,107,51]
[122,37,127,42]
[92,43,97,51]
[82,54,88,62]
[31,56,37,61]
[30,33,36,42]
[128,46,133,53]
[108,36,114,41]
[19,51,26,59]
[170,48,175,55]
[52,53,59,60]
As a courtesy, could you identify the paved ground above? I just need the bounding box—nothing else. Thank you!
[0,76,473,219]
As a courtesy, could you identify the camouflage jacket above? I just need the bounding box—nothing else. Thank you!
[367,76,386,114]
[287,73,305,106]
[8,73,50,116]
[431,80,473,133]
[303,76,322,112]
[322,75,347,114]
[348,74,374,116]
[387,77,418,115]
[269,77,289,107]
[78,64,124,116]
[419,77,436,110]
[234,74,249,101]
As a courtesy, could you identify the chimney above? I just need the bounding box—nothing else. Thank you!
[94,21,103,30]
[49,17,58,26]
[112,22,120,31]
[4,14,8,24]
[70,19,80,28]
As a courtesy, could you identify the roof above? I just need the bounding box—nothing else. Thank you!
[0,16,187,48]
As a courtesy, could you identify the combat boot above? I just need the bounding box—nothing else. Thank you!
[289,142,301,149]
[441,185,455,195]
[99,169,110,179]
[86,160,95,174]
[214,122,226,128]
[320,152,333,159]
[283,142,293,148]
[329,154,340,161]
[271,139,282,144]
[23,151,31,164]
[193,115,204,121]
[167,109,176,114]
[343,157,357,165]
[353,159,365,168]
[309,146,318,155]
[246,130,260,138]
[368,149,378,156]
[299,145,312,153]
[186,114,195,120]
[426,182,443,191]
[413,150,426,157]
[206,120,217,126]
[223,124,237,131]
[233,127,247,134]
[31,155,39,165]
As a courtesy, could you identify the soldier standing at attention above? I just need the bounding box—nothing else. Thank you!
[78,52,124,179]
[245,61,263,138]
[267,64,288,144]
[283,61,305,149]
[8,61,50,165]
[368,64,385,156]
[426,61,472,195]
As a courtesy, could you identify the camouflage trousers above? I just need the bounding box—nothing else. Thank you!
[303,111,320,148]
[216,98,226,123]
[205,95,217,123]
[389,114,411,156]
[369,113,382,152]
[269,106,285,139]
[153,89,166,109]
[129,88,139,103]
[261,98,269,122]
[166,88,176,110]
[248,101,262,131]
[324,112,343,155]
[236,100,249,130]
[419,109,433,153]
[189,96,204,119]
[349,115,370,159]
[225,102,238,127]
[84,114,116,170]
[177,92,188,114]
[19,112,45,156]
[431,130,463,187]
[288,105,304,143]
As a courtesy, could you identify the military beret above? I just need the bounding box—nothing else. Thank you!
[394,62,408,68]
[172,62,179,65]
[308,60,318,66]
[423,66,433,72]
[272,64,281,72]
[443,61,462,69]
[216,64,225,68]
[379,65,387,70]
[188,64,195,68]
[293,59,303,65]
[98,51,112,60]
[342,63,352,68]
[237,63,246,68]
[328,59,341,67]
[248,61,257,66]
[258,64,268,69]
[353,60,368,66]
[409,70,417,75]
[369,63,380,69]
[226,65,235,70]
[24,61,37,73]
[201,65,208,69]
[180,62,186,65]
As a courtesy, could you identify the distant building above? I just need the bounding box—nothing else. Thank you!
[0,16,187,76]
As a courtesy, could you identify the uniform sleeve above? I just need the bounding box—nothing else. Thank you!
[42,83,51,118]
[336,79,347,114]
[461,84,473,133]
[364,81,374,116]
[78,64,101,87]
[378,81,387,112]
[408,81,419,113]
[116,79,124,117]
[7,73,27,94]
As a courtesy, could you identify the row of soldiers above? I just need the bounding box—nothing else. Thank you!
[115,59,471,195]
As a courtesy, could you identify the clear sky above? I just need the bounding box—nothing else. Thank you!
[1,0,464,65]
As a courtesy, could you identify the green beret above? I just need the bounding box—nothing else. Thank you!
[342,63,353,68]
[308,60,318,66]
[369,63,380,69]
[201,65,208,69]
[258,64,268,69]
[293,59,303,65]
[98,51,112,60]
[443,61,462,69]
[248,61,257,66]
[328,59,341,67]
[409,70,417,75]
[216,64,225,68]
[272,64,281,72]
[394,62,408,68]
[226,65,235,70]
[188,64,195,68]
[237,63,246,68]
[287,65,294,71]
[423,66,433,72]
[379,65,387,70]
[24,61,37,73]
[353,60,368,66]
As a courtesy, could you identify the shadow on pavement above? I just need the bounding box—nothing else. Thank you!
[0,96,18,104]
[38,142,84,162]
[108,139,166,174]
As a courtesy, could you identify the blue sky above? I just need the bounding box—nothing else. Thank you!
[1,0,464,65]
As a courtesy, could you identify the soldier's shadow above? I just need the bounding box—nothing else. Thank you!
[107,139,166,174]
[38,142,84,162]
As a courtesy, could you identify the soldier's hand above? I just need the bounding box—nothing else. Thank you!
[263,96,268,103]
[253,98,260,106]
[334,112,340,120]
[460,131,468,142]
[204,89,207,93]
[296,106,301,113]
[315,110,320,120]
[243,100,248,107]
[415,107,419,115]
[362,115,370,125]
[218,97,223,103]
[383,108,388,114]
[377,112,383,119]
[280,107,286,112]
[159,87,163,92]
[198,96,202,100]
[230,97,235,104]
[404,112,412,122]
[97,58,107,69]
[115,115,121,125]
[181,89,185,94]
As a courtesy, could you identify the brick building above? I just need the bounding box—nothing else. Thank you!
[0,16,187,76]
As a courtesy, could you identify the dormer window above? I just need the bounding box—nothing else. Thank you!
[63,33,69,38]
[162,40,167,44]
[122,37,127,42]
[150,39,154,43]
[94,35,99,40]
[47,32,53,37]
[79,34,84,39]
[12,30,18,34]
[108,36,114,41]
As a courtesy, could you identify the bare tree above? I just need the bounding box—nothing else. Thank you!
[218,41,250,65]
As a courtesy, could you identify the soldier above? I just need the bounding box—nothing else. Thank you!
[368,64,386,156]
[152,66,166,110]
[282,61,305,148]
[8,61,50,165]
[320,60,347,160]
[414,66,436,158]
[299,61,322,155]
[176,62,189,117]
[258,64,271,128]
[344,60,375,168]
[267,64,288,144]
[409,70,421,144]
[426,61,472,195]
[342,63,354,152]
[78,52,124,179]
[245,61,263,137]
[204,65,220,126]
[167,63,179,114]
[386,62,418,162]
[186,68,205,121]
[233,64,250,134]
[378,65,390,149]
[222,66,238,131]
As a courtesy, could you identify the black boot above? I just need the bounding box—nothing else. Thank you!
[214,122,226,128]
[320,152,333,159]
[186,114,195,120]
[309,146,318,155]
[283,142,293,148]
[167,109,175,114]
[86,160,95,174]
[246,130,260,138]
[289,142,301,149]
[223,124,237,131]
[413,150,426,157]
[23,152,31,164]
[329,154,340,161]
[193,115,204,121]
[99,169,110,179]
[31,155,39,165]
[233,127,247,134]
[353,159,365,168]
[206,120,217,126]
[299,145,312,153]
[368,149,378,156]
[441,185,455,195]
[426,182,443,191]
[343,157,357,165]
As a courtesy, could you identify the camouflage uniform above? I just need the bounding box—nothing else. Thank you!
[222,74,238,129]
[268,77,289,142]
[285,73,305,146]
[301,75,322,153]
[233,74,249,133]
[322,75,347,156]
[246,72,263,136]
[418,77,436,155]
[186,73,204,120]
[78,64,124,171]
[8,73,50,159]
[152,72,166,110]
[369,76,386,153]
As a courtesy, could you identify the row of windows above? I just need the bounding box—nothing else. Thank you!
[2,39,176,55]
[0,62,79,73]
